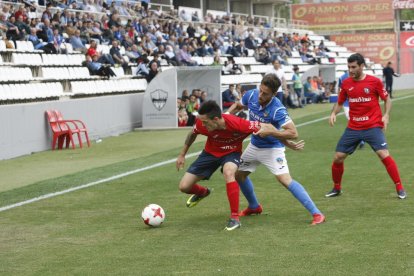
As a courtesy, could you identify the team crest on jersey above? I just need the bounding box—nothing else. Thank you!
[363,88,370,94]
[150,89,168,111]
[276,157,284,164]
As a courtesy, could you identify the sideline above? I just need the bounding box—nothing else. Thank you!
[1,94,413,213]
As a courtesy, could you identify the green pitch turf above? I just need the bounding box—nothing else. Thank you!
[0,91,413,275]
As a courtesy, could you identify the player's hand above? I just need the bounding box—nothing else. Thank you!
[254,123,276,138]
[382,114,389,131]
[176,155,185,171]
[329,112,336,127]
[285,140,305,151]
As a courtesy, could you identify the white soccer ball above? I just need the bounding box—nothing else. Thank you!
[141,204,165,227]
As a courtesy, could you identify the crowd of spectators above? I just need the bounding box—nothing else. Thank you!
[177,88,208,127]
[0,0,332,82]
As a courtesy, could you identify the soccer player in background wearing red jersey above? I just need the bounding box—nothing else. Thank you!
[176,100,274,231]
[326,53,406,199]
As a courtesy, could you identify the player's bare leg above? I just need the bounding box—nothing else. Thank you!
[179,173,210,207]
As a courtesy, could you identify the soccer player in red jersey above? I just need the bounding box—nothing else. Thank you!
[326,53,406,199]
[176,100,274,231]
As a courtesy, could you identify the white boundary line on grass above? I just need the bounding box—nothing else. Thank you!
[1,94,413,213]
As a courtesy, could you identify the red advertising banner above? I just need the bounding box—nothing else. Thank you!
[400,32,414,74]
[292,1,394,32]
[330,33,397,67]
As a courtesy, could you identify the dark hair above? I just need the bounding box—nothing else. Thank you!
[198,100,222,119]
[348,53,365,65]
[261,74,281,94]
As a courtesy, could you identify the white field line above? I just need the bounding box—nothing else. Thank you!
[1,94,413,213]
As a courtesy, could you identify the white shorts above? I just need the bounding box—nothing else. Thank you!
[239,143,290,175]
[343,106,350,120]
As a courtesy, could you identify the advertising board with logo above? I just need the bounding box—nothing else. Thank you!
[400,32,414,74]
[291,0,394,32]
[330,33,396,67]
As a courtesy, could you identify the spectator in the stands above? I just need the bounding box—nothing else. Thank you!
[222,84,236,110]
[255,42,271,64]
[87,39,115,65]
[164,45,179,66]
[27,27,47,50]
[125,44,141,63]
[303,76,319,104]
[244,33,257,49]
[223,57,244,75]
[136,55,150,77]
[86,54,116,78]
[234,40,248,57]
[177,45,198,66]
[110,39,128,69]
[15,15,30,36]
[146,61,159,83]
[187,23,195,38]
[51,28,64,53]
[70,29,87,53]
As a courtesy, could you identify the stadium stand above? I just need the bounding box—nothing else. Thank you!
[0,0,385,106]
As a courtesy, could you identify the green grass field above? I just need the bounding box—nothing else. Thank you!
[1,91,414,275]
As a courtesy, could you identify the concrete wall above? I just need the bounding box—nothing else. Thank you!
[393,74,414,91]
[0,93,143,160]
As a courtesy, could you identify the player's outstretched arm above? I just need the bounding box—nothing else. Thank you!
[176,131,198,171]
[227,101,244,115]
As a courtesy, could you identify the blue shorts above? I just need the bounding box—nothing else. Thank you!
[336,127,388,154]
[187,150,241,180]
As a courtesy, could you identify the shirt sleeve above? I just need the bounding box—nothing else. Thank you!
[337,87,347,105]
[272,107,291,128]
[376,78,389,100]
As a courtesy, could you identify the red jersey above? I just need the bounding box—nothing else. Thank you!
[338,74,388,130]
[193,114,261,157]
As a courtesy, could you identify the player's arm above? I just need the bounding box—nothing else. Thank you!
[255,121,298,140]
[176,130,198,171]
[330,88,345,126]
[227,101,244,115]
[382,95,392,131]
[281,139,305,151]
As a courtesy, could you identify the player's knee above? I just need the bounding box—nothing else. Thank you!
[178,181,191,193]
[333,153,346,163]
[222,169,236,182]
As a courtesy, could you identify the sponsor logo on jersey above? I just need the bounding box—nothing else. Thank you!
[349,97,372,103]
[352,116,369,122]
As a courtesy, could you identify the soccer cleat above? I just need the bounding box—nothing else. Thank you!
[224,218,241,231]
[397,189,407,199]
[325,188,342,197]
[186,188,211,208]
[239,204,263,217]
[311,214,326,225]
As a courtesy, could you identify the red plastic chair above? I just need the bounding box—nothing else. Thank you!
[45,110,75,150]
[53,110,91,148]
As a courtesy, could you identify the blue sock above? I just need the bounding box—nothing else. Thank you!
[238,177,260,209]
[288,180,321,215]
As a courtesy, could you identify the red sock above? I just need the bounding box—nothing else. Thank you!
[332,162,344,190]
[188,184,208,196]
[226,181,240,220]
[382,156,404,191]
